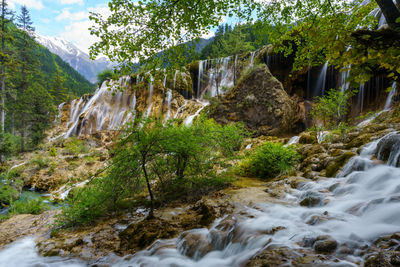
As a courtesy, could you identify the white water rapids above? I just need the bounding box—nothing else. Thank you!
[2,132,400,266]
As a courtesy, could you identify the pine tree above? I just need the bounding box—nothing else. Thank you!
[50,65,67,105]
[0,0,14,132]
[15,5,35,151]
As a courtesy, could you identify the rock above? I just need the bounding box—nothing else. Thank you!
[178,230,212,259]
[299,192,323,207]
[299,132,318,144]
[325,151,356,177]
[208,65,301,136]
[376,133,400,166]
[119,217,178,252]
[313,235,338,254]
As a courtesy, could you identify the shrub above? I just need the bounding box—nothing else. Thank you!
[311,89,357,128]
[0,133,20,162]
[9,198,50,215]
[30,155,50,170]
[48,161,57,175]
[0,185,20,205]
[49,147,57,157]
[59,116,246,226]
[63,137,89,156]
[237,142,299,179]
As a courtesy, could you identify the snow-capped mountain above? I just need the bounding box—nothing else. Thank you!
[33,33,114,83]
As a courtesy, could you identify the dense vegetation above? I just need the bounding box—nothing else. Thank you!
[0,2,94,158]
[58,117,246,226]
[237,142,299,179]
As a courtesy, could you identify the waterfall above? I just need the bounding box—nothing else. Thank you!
[286,136,299,146]
[384,81,397,110]
[201,56,234,98]
[249,51,256,67]
[358,83,365,113]
[197,60,204,98]
[173,70,178,90]
[183,101,209,126]
[313,62,328,97]
[65,76,136,137]
[54,102,65,123]
[164,89,172,121]
[339,65,351,92]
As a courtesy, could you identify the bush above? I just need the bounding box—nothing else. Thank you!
[0,185,20,205]
[49,147,57,157]
[9,198,50,215]
[237,142,299,179]
[0,133,20,162]
[30,155,50,170]
[311,89,357,128]
[63,137,89,156]
[59,117,246,226]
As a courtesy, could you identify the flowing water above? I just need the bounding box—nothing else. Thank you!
[384,81,397,110]
[3,132,400,266]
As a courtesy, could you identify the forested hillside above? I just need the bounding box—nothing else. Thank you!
[0,4,94,156]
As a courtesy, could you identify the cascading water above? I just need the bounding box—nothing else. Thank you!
[164,90,173,121]
[197,61,204,98]
[65,77,136,137]
[384,81,397,110]
[6,132,400,266]
[199,56,235,98]
[358,83,365,113]
[183,101,209,126]
[313,62,328,97]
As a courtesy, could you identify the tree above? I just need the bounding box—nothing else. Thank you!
[50,65,67,105]
[0,0,13,132]
[89,0,400,83]
[15,5,36,151]
[96,69,114,85]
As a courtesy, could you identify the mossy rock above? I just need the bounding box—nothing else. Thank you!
[345,133,374,149]
[119,217,178,251]
[299,132,318,144]
[325,152,356,177]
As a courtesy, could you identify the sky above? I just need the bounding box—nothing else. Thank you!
[7,0,236,56]
[8,0,111,54]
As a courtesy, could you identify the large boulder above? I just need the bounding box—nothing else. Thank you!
[208,65,301,136]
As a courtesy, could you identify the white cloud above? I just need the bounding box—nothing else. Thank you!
[56,8,88,21]
[59,5,110,54]
[60,0,83,5]
[9,0,44,10]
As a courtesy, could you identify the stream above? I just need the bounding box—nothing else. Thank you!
[1,132,400,266]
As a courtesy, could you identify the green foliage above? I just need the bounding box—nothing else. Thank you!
[0,132,20,162]
[49,147,57,157]
[30,155,50,169]
[97,69,116,85]
[63,137,89,156]
[0,184,20,205]
[59,117,246,226]
[57,179,108,226]
[9,198,50,215]
[48,161,56,175]
[237,142,299,179]
[311,89,357,128]
[200,23,256,59]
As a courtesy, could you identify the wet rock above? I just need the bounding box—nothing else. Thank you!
[299,192,323,207]
[313,235,338,254]
[299,132,318,144]
[178,230,212,259]
[208,65,301,136]
[119,217,178,252]
[345,133,374,149]
[376,133,400,166]
[365,252,393,267]
[325,151,356,177]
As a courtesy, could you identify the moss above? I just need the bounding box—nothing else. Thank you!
[345,133,373,149]
[325,152,356,177]
[298,132,318,144]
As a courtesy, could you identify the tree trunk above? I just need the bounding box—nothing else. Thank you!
[142,159,154,217]
[375,0,400,29]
